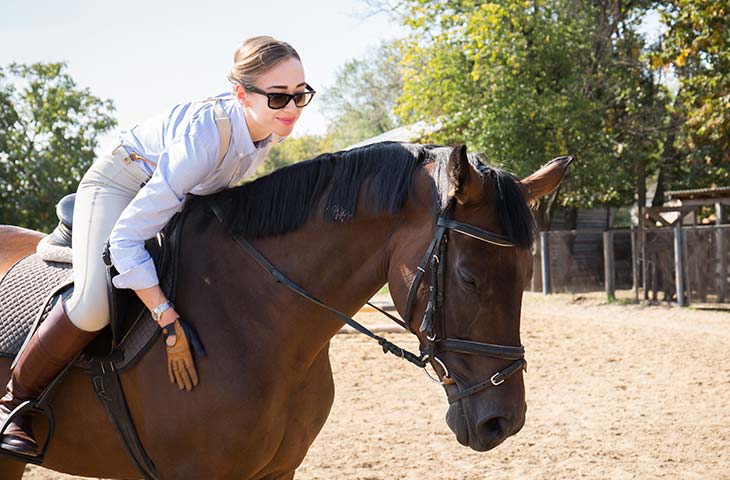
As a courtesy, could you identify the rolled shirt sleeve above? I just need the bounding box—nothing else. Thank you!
[109,133,217,290]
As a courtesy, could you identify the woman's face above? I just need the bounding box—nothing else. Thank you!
[235,57,307,142]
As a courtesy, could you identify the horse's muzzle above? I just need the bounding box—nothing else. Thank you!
[445,400,526,452]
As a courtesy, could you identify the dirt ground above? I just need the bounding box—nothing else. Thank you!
[24,292,730,479]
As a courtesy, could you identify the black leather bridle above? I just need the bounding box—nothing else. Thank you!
[209,200,526,404]
[399,211,526,403]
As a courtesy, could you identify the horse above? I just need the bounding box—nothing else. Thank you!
[0,142,571,479]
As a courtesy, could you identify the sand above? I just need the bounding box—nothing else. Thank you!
[23,292,730,479]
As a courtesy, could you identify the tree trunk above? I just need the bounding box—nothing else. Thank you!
[652,96,683,206]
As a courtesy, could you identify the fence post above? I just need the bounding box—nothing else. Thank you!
[630,227,638,303]
[540,231,551,295]
[717,203,726,303]
[531,239,542,292]
[640,209,648,300]
[603,230,615,301]
[674,224,686,306]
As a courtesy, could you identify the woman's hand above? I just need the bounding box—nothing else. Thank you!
[162,318,199,391]
[134,285,199,391]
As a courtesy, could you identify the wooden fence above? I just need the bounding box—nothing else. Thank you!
[531,225,730,306]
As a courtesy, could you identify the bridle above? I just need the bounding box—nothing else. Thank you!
[208,200,526,404]
[399,210,526,403]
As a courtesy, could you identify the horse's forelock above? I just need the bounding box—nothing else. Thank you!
[476,161,536,248]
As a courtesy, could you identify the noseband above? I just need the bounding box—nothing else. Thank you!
[209,200,526,404]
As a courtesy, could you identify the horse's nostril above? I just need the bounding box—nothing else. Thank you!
[477,416,508,441]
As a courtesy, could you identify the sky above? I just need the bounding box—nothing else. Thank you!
[0,0,405,147]
[1,1,669,150]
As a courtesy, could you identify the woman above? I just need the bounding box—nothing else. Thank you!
[0,35,315,456]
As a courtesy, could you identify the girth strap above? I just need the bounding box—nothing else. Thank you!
[91,361,159,480]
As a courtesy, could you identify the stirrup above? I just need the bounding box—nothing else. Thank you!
[0,400,54,465]
[0,353,79,464]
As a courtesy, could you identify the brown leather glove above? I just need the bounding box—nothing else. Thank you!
[163,320,199,391]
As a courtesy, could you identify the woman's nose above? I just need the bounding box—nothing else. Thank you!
[282,99,298,112]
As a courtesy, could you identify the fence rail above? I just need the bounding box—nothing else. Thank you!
[530,225,730,306]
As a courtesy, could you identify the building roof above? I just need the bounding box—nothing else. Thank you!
[344,120,443,150]
[665,186,730,201]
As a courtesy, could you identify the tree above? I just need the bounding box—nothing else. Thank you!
[392,0,669,226]
[253,134,333,179]
[651,0,730,190]
[319,41,404,150]
[0,62,116,231]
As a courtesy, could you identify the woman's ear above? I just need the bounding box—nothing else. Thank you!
[234,84,250,107]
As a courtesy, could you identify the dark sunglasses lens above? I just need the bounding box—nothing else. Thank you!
[267,94,290,109]
[293,92,314,107]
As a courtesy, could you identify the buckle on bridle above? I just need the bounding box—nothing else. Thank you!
[490,372,505,386]
[421,355,454,385]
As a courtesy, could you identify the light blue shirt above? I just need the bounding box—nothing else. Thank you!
[109,94,277,290]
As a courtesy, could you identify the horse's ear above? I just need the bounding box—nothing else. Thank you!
[520,155,574,205]
[448,144,483,205]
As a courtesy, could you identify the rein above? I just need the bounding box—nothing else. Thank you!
[208,200,526,403]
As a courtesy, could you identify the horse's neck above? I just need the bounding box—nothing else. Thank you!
[212,212,391,374]
[255,214,395,320]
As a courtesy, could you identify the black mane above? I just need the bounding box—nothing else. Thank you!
[208,142,535,247]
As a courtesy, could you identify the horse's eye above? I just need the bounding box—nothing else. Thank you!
[457,269,478,290]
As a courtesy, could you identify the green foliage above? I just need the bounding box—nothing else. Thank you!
[395,0,669,211]
[652,0,730,188]
[253,42,405,177]
[320,41,404,150]
[253,134,333,179]
[0,62,116,231]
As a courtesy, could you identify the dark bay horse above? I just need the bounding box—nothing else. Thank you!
[0,143,571,479]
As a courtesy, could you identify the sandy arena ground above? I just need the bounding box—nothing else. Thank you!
[23,292,730,479]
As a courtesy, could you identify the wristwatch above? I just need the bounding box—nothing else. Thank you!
[151,300,173,322]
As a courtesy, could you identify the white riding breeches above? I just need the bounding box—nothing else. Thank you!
[64,146,151,332]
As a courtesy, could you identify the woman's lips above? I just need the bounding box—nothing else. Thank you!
[277,117,296,126]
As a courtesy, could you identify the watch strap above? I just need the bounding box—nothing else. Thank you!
[151,300,173,322]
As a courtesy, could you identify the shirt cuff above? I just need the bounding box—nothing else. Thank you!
[111,257,160,290]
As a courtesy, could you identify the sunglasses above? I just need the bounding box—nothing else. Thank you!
[243,83,316,110]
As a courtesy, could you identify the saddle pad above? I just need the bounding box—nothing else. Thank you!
[0,254,73,357]
[0,253,159,371]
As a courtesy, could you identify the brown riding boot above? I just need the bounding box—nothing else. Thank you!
[0,300,97,456]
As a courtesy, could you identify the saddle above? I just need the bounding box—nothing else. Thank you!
[0,193,189,479]
[2,193,179,366]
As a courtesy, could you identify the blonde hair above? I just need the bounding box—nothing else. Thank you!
[227,36,301,87]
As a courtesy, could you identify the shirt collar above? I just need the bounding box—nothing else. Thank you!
[223,94,272,158]
[253,134,274,149]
